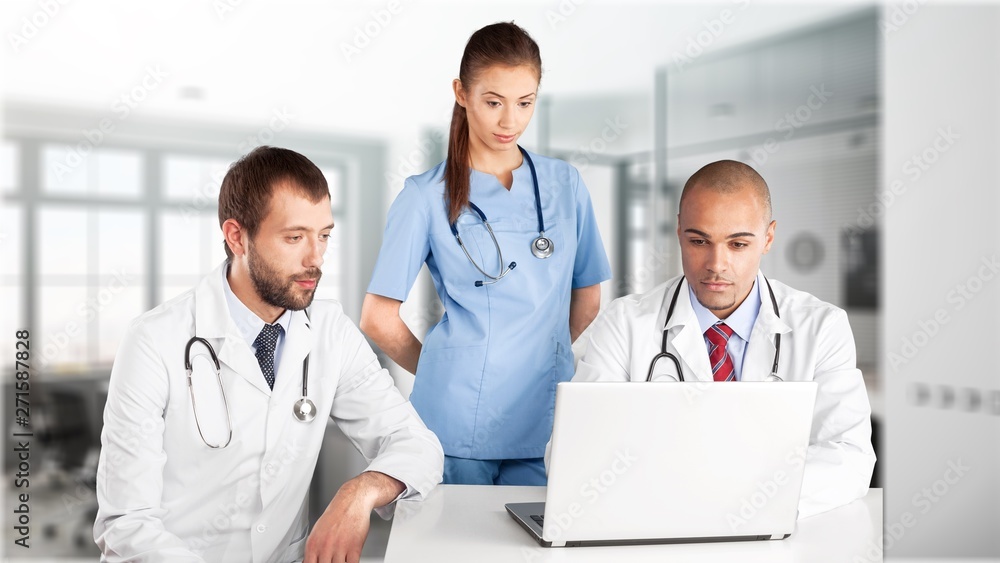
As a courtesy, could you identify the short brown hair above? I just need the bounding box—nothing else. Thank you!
[218,146,330,259]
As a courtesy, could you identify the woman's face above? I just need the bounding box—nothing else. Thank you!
[454,64,539,157]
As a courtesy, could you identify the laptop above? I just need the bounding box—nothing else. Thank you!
[506,381,817,547]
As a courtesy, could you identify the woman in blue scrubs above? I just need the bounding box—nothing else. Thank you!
[360,22,611,485]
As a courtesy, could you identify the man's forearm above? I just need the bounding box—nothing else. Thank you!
[340,471,406,511]
[305,471,407,561]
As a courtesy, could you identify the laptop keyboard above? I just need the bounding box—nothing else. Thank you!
[530,515,544,527]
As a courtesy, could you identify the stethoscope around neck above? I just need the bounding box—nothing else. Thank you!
[646,276,782,382]
[184,309,317,449]
[449,145,553,287]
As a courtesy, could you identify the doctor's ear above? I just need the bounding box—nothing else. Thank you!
[453,79,467,108]
[762,220,776,253]
[222,219,247,257]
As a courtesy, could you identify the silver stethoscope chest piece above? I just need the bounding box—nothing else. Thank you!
[531,233,553,259]
[451,146,553,286]
[293,397,317,422]
[292,347,316,422]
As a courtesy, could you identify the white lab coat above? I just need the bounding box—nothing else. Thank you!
[571,272,875,519]
[94,263,444,562]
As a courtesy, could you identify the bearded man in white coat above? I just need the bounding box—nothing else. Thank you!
[572,160,875,518]
[94,146,444,563]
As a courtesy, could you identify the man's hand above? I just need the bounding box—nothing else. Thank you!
[304,471,405,563]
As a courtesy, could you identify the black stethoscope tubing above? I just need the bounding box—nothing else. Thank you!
[184,311,317,448]
[646,276,781,382]
[184,336,233,449]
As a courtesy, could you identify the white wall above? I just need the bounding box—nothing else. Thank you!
[884,4,1000,559]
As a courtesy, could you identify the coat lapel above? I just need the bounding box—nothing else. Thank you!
[660,277,714,382]
[265,308,312,451]
[194,263,272,396]
[740,273,792,382]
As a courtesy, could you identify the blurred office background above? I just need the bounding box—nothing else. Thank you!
[1,2,997,561]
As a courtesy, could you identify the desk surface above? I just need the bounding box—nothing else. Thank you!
[385,485,882,563]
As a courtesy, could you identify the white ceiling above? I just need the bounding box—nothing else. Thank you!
[2,0,869,139]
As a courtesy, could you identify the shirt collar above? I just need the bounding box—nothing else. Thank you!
[222,262,291,348]
[468,152,529,191]
[688,278,761,342]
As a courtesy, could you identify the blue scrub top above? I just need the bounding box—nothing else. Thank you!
[367,149,611,459]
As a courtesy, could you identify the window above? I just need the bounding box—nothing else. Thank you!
[159,211,226,302]
[315,167,345,302]
[2,141,18,193]
[41,145,143,197]
[2,140,24,352]
[4,132,355,376]
[0,207,23,347]
[35,206,147,368]
[163,155,230,202]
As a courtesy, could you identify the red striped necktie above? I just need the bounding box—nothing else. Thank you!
[706,323,736,382]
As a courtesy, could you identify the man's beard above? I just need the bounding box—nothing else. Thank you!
[247,245,322,311]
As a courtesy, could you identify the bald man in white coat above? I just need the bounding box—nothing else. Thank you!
[570,160,875,519]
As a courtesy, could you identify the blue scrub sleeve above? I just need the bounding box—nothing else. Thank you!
[366,179,432,301]
[571,170,612,289]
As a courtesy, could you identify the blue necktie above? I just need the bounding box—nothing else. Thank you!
[254,323,283,390]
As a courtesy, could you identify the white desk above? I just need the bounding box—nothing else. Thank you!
[385,485,883,562]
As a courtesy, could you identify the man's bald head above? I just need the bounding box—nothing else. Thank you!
[679,160,772,225]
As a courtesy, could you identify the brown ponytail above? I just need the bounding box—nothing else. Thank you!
[445,22,542,224]
[446,101,471,225]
